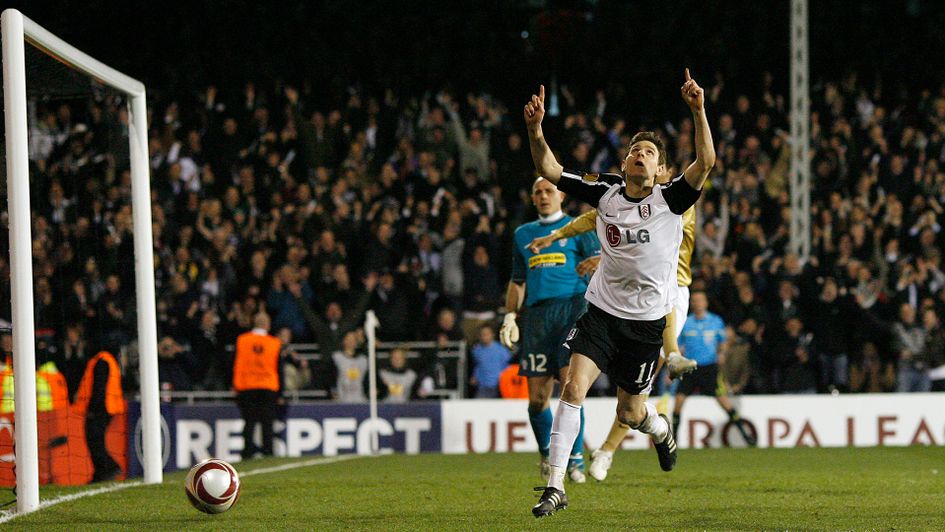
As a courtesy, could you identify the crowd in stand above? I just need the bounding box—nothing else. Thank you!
[10,69,945,401]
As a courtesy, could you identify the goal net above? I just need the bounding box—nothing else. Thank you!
[0,9,161,515]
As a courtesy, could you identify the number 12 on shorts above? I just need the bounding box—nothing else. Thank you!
[527,353,547,372]
[634,361,656,384]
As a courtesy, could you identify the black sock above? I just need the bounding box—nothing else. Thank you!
[672,414,681,437]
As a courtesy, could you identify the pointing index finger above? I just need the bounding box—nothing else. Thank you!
[539,84,545,103]
[684,68,691,81]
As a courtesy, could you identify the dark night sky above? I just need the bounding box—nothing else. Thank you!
[6,0,945,115]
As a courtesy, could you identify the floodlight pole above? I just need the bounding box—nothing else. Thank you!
[789,0,811,261]
[1,8,40,514]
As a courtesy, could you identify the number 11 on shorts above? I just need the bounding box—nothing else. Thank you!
[634,361,656,384]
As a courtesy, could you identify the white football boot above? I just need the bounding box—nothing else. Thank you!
[589,448,613,481]
[667,352,697,380]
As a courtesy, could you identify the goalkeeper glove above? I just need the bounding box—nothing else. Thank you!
[500,312,519,348]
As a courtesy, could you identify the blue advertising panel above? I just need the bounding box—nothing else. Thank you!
[128,402,441,473]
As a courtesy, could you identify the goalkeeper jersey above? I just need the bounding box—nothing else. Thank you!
[511,214,600,307]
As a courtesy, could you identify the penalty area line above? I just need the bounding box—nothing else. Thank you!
[0,453,370,524]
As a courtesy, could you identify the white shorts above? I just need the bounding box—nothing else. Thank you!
[673,285,690,338]
[661,285,689,357]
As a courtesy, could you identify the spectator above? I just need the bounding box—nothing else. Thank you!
[373,269,423,341]
[190,310,226,390]
[470,324,510,398]
[778,318,818,394]
[443,93,491,181]
[300,273,377,354]
[277,328,311,392]
[267,266,314,342]
[922,308,945,391]
[379,347,417,403]
[157,335,197,391]
[97,274,131,348]
[13,61,945,399]
[59,322,90,400]
[892,303,931,392]
[460,234,500,345]
[813,278,852,392]
[849,343,897,393]
[332,331,367,403]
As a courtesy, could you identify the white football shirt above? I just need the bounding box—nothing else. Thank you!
[557,170,701,321]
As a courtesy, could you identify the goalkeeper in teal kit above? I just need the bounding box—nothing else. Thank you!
[500,177,600,482]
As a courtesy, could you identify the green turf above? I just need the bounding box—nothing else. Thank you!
[6,446,945,530]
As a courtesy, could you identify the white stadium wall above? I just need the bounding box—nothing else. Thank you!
[442,395,945,453]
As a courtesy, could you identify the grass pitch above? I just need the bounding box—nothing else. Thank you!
[6,446,945,530]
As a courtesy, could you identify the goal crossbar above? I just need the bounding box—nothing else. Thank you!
[1,8,162,515]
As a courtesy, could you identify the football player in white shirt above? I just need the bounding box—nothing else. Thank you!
[526,69,715,517]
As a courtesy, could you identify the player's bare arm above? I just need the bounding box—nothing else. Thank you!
[680,68,716,190]
[527,209,598,253]
[500,281,526,347]
[524,85,564,184]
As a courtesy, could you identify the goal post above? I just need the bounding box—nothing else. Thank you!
[1,8,162,514]
[2,8,38,514]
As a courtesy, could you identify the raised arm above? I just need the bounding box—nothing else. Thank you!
[680,69,716,190]
[524,85,564,184]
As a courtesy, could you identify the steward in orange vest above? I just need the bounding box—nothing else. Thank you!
[74,351,125,482]
[232,313,282,459]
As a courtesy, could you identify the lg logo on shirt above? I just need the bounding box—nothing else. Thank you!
[605,223,650,247]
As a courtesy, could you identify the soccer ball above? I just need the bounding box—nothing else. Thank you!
[184,458,241,514]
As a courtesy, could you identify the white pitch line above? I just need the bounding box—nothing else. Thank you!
[0,454,368,524]
[239,454,364,477]
[0,480,143,524]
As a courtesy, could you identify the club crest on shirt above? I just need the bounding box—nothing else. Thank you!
[639,204,651,219]
[582,173,599,182]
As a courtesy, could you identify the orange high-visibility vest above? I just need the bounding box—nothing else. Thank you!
[233,330,281,392]
[74,351,126,415]
[499,364,529,399]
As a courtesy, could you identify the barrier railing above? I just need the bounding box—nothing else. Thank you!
[162,340,467,404]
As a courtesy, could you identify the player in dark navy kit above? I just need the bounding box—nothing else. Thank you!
[501,177,600,483]
[524,69,716,517]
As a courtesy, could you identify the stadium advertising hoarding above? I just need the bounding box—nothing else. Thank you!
[441,394,945,453]
[126,394,943,473]
[127,402,441,473]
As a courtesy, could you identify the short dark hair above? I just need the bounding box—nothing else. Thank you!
[628,131,667,167]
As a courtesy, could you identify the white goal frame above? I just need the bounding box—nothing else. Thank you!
[1,9,161,514]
